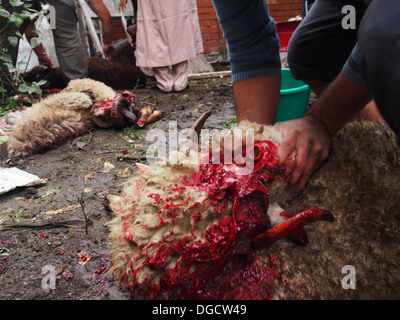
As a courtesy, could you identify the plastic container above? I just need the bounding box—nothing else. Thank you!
[276,20,301,68]
[275,68,310,122]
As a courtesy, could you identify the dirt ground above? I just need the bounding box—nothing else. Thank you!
[0,74,236,300]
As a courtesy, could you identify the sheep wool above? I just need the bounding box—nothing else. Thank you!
[107,120,332,299]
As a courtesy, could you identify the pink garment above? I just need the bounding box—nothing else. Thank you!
[152,61,189,92]
[135,0,204,68]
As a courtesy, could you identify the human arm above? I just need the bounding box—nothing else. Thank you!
[118,0,128,12]
[275,71,371,194]
[87,0,116,59]
[233,76,280,124]
[126,24,136,49]
[25,19,54,67]
[211,0,281,124]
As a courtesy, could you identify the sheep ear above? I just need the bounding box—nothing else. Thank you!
[186,110,212,143]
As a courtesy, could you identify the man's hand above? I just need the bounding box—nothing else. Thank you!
[37,53,54,68]
[274,114,332,195]
[103,43,116,59]
[127,24,136,48]
[118,0,128,12]
[274,71,372,195]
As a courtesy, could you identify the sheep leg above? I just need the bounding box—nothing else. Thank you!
[279,210,309,246]
[251,209,334,248]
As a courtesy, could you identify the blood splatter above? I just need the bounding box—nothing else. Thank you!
[117,140,294,299]
[113,139,331,299]
[0,257,11,274]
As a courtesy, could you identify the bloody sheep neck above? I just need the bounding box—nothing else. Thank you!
[127,140,291,299]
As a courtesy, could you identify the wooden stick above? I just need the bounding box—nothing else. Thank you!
[0,219,89,231]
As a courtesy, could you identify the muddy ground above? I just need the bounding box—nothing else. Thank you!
[0,74,236,300]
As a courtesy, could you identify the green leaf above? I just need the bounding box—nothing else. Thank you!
[29,37,42,48]
[31,81,44,95]
[4,63,17,73]
[0,87,8,93]
[8,36,19,47]
[6,98,19,109]
[35,79,47,86]
[19,11,32,19]
[18,83,31,93]
[0,8,10,17]
[0,136,10,145]
[0,53,12,63]
[19,82,43,95]
[10,0,25,7]
[17,60,28,66]
[9,13,25,27]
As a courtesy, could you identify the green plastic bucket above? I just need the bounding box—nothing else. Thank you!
[275,68,310,122]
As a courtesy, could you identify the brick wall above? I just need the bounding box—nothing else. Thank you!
[110,0,304,54]
[198,0,303,54]
[111,18,127,41]
[197,0,226,54]
[267,0,303,23]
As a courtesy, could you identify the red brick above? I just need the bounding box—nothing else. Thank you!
[201,27,221,34]
[197,1,212,8]
[208,20,221,27]
[199,20,210,27]
[198,13,218,20]
[197,7,210,14]
[203,40,220,47]
[207,33,222,40]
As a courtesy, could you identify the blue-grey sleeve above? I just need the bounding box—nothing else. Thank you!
[342,44,366,87]
[212,0,281,83]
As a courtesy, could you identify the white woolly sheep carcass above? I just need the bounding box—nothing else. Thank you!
[7,78,163,157]
[107,115,333,299]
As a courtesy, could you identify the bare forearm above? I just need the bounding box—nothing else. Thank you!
[25,20,43,55]
[233,76,281,125]
[307,71,371,136]
[100,17,113,45]
[87,0,113,44]
[25,19,53,66]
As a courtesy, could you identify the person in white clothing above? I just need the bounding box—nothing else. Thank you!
[119,0,203,93]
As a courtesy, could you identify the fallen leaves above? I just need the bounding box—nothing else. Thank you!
[102,161,114,173]
[44,204,81,216]
[32,265,73,281]
[56,266,73,279]
[78,250,92,266]
[116,168,131,178]
[84,172,96,181]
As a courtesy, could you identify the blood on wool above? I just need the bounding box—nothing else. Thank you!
[107,120,333,299]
